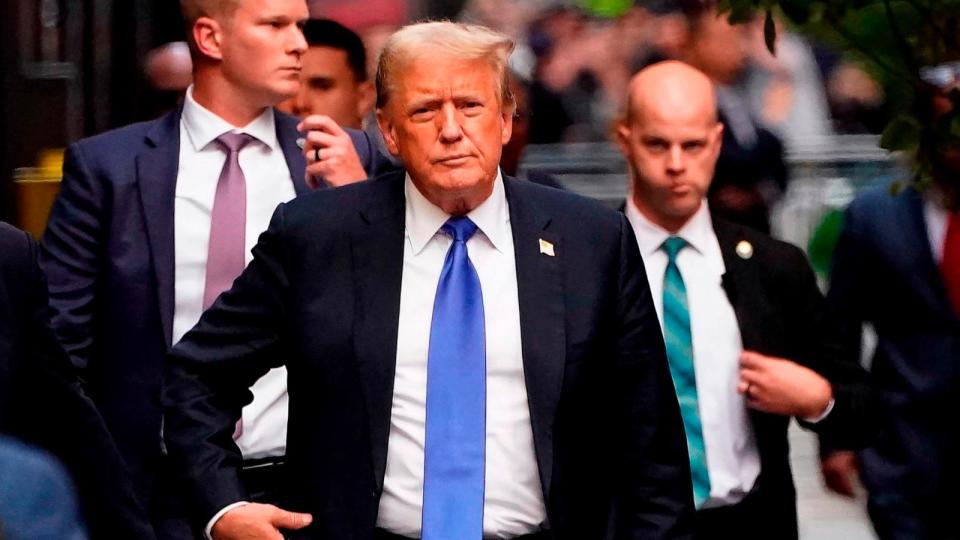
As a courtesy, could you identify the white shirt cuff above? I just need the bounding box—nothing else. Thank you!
[802,397,835,424]
[205,501,250,540]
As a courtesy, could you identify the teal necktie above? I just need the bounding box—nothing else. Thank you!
[661,236,711,508]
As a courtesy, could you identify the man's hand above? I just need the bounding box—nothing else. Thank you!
[298,115,367,188]
[820,450,860,498]
[737,351,833,418]
[211,503,312,540]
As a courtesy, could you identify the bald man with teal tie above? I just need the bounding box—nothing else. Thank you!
[615,60,872,539]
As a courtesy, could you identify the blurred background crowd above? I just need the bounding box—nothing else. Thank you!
[1,0,891,239]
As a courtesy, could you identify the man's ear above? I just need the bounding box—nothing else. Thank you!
[376,108,400,157]
[193,17,225,61]
[500,101,515,146]
[356,81,376,125]
[708,121,725,157]
[614,122,632,155]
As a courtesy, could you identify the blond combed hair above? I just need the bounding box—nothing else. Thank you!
[375,21,515,109]
[180,0,242,22]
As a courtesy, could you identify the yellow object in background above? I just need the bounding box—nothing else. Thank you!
[37,148,65,177]
[13,147,64,238]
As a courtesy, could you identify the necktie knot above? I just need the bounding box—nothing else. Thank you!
[442,216,479,243]
[216,132,256,155]
[662,236,687,262]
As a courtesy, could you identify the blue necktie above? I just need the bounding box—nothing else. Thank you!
[422,216,486,540]
[661,236,711,508]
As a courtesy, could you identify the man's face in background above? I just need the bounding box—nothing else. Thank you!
[277,44,375,128]
[216,0,309,107]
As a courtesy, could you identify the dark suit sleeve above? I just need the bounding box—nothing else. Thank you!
[778,239,874,450]
[11,229,155,540]
[39,143,105,371]
[815,203,874,454]
[610,215,695,539]
[347,128,401,180]
[163,204,292,524]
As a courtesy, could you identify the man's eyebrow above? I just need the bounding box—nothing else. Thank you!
[258,13,292,21]
[407,97,442,110]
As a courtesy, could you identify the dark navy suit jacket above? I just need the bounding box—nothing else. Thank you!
[162,172,696,539]
[0,222,154,539]
[39,108,396,514]
[823,186,960,539]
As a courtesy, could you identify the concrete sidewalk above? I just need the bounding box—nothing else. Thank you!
[789,425,876,540]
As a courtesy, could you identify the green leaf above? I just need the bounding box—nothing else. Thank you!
[777,0,812,24]
[764,9,777,55]
[879,114,922,152]
[726,0,758,24]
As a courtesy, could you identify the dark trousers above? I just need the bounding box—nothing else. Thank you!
[150,457,199,540]
[238,456,287,507]
[694,490,794,540]
[373,528,552,540]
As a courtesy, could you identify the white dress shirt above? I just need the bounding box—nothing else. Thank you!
[625,199,761,507]
[925,199,949,264]
[174,86,296,460]
[375,171,547,538]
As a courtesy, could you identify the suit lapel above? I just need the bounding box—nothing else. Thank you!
[351,172,406,490]
[275,111,309,196]
[504,177,565,502]
[713,219,765,351]
[713,218,787,444]
[136,110,181,347]
[901,188,957,321]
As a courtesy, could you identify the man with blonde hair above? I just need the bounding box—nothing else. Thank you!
[41,0,394,537]
[164,20,694,540]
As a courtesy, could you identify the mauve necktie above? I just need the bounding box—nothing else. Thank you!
[203,132,255,310]
[661,236,711,508]
[942,210,960,317]
[205,132,254,440]
[422,216,486,540]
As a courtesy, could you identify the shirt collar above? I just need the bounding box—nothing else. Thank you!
[625,197,716,259]
[181,85,278,152]
[405,168,510,255]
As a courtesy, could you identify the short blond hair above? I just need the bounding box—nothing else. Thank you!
[375,21,515,109]
[180,0,241,54]
[180,0,241,23]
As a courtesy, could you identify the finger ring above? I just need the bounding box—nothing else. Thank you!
[314,147,321,162]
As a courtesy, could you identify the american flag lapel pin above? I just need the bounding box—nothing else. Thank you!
[539,238,555,257]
